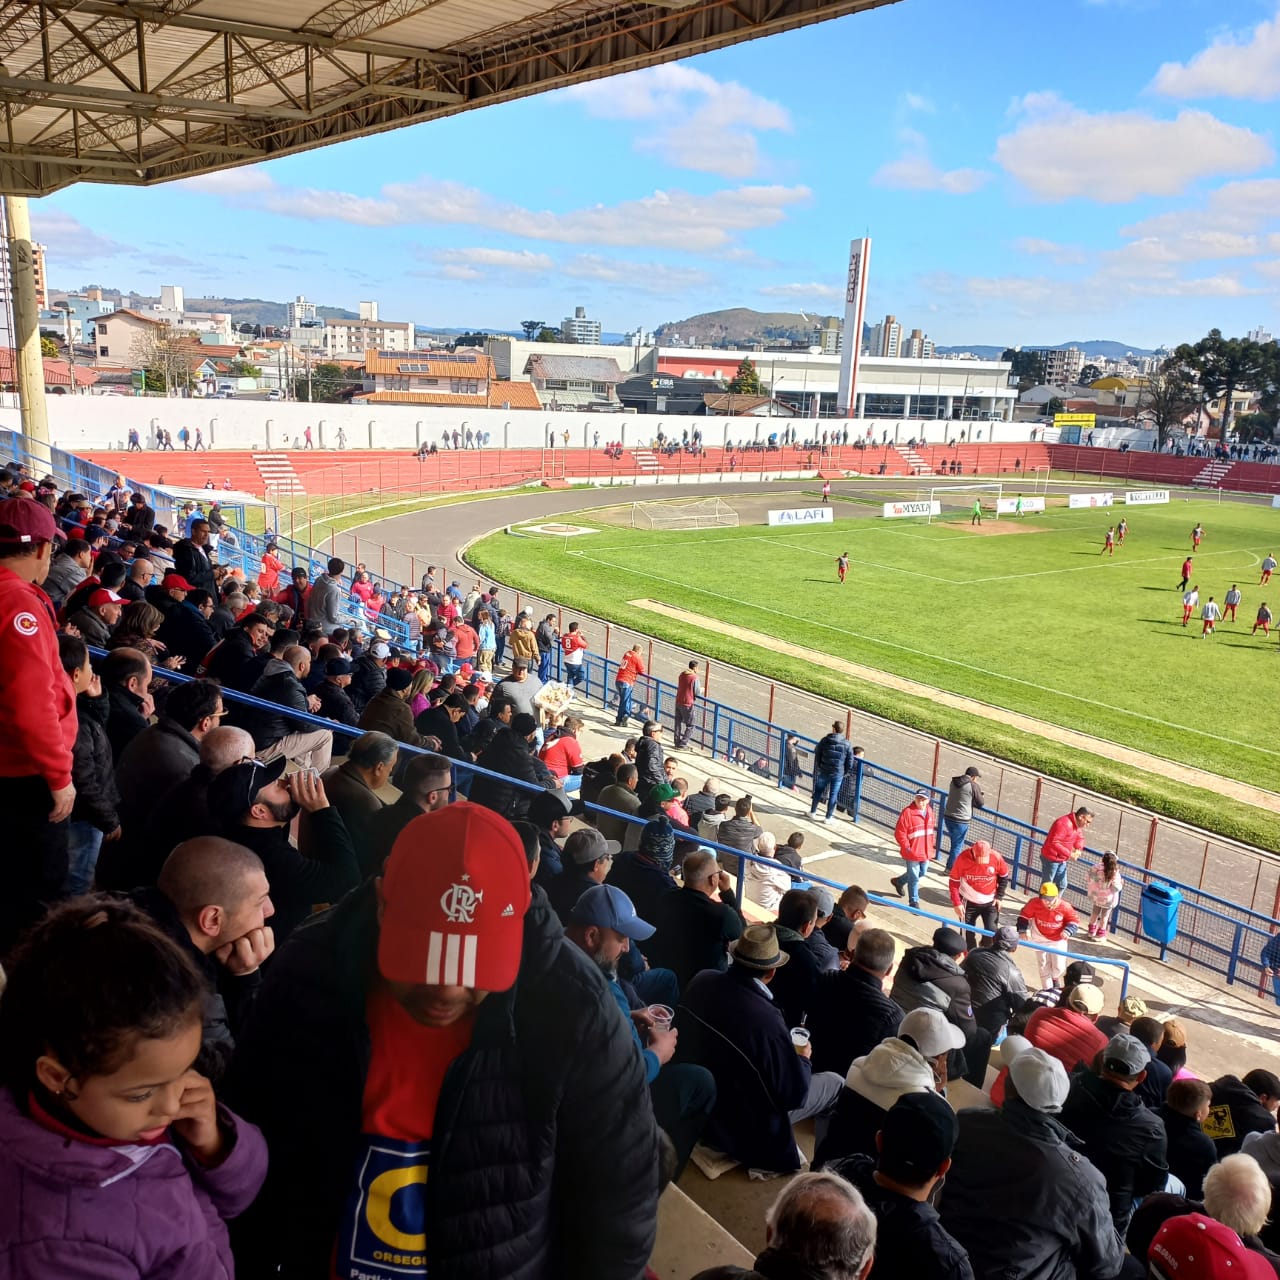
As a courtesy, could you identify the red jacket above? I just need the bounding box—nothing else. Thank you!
[1041,813,1087,864]
[676,669,699,707]
[0,567,77,790]
[1018,896,1080,942]
[949,847,1011,908]
[990,1007,1108,1106]
[616,651,645,686]
[894,802,936,863]
[539,734,584,779]
[257,552,284,592]
[452,621,479,659]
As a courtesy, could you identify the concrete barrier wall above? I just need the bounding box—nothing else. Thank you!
[0,398,1039,454]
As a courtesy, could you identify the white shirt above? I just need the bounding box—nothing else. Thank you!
[1184,591,1199,608]
[1202,601,1221,620]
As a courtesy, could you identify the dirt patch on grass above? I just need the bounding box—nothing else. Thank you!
[628,597,1280,814]
[963,521,1051,536]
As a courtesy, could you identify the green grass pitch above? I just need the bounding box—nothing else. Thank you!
[473,496,1280,796]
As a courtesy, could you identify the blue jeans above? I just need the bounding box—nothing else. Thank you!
[64,821,104,895]
[615,682,634,724]
[562,774,581,795]
[538,651,553,682]
[811,771,845,819]
[944,818,970,871]
[1041,858,1069,892]
[893,860,925,907]
[565,663,585,688]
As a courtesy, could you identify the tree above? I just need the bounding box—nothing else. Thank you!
[230,360,261,377]
[1136,357,1200,451]
[519,320,544,341]
[130,322,196,396]
[1174,329,1270,442]
[536,327,560,343]
[1001,348,1046,392]
[1045,397,1065,418]
[39,335,59,358]
[1079,363,1103,386]
[726,357,762,395]
[291,362,348,403]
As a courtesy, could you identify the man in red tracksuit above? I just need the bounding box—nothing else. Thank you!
[1018,882,1081,989]
[614,643,645,726]
[949,839,1012,950]
[0,499,78,952]
[1040,805,1093,893]
[890,789,936,909]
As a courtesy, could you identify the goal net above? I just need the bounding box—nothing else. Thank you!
[632,497,740,530]
[927,482,1004,524]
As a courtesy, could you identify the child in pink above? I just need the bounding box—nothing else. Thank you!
[1085,850,1123,939]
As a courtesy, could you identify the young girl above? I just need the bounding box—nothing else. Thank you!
[0,898,267,1277]
[1086,850,1124,939]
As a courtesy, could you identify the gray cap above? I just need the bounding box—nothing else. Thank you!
[813,887,835,918]
[563,828,621,865]
[1102,1033,1150,1079]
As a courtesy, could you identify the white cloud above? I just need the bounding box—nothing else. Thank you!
[1257,259,1280,280]
[431,248,554,274]
[562,254,711,294]
[1151,10,1280,101]
[903,92,935,114]
[565,64,790,179]
[1116,180,1280,262]
[202,170,810,253]
[30,208,126,261]
[995,95,1273,201]
[758,282,845,302]
[871,130,991,194]
[179,168,274,195]
[1015,237,1088,265]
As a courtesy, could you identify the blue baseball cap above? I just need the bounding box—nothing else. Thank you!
[569,884,655,942]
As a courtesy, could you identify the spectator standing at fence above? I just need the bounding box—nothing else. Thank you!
[674,660,699,748]
[1086,850,1123,939]
[1018,882,1082,989]
[614,643,645,726]
[1040,804,1092,891]
[560,620,588,687]
[810,720,854,823]
[890,790,936,909]
[535,613,558,681]
[948,839,1009,950]
[0,498,78,949]
[307,556,345,636]
[942,766,984,871]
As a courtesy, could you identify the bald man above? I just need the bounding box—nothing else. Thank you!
[250,641,333,772]
[131,835,274,1080]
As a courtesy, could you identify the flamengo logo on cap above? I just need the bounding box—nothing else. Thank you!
[441,877,482,923]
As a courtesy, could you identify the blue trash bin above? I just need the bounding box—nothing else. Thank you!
[1140,881,1182,956]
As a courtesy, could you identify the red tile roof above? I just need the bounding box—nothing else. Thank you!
[0,349,98,387]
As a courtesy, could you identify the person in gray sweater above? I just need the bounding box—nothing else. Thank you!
[943,766,985,870]
[307,556,346,635]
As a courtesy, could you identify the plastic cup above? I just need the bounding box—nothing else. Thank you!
[791,1027,811,1054]
[647,1004,675,1031]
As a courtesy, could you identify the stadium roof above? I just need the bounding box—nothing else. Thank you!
[0,0,902,195]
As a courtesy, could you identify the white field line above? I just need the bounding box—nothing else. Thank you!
[563,546,1280,761]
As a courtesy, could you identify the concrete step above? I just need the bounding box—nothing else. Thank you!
[650,1184,756,1279]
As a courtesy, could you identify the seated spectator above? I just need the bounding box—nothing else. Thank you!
[939,1043,1124,1279]
[347,639,389,715]
[744,830,794,913]
[806,888,842,974]
[131,836,274,1080]
[1209,1071,1280,1157]
[203,610,274,691]
[1162,1078,1218,1198]
[539,714,585,782]
[593,762,645,844]
[1132,1015,1175,1109]
[1059,1033,1170,1235]
[1096,993,1148,1040]
[831,1091,975,1280]
[699,792,734,839]
[771,888,823,1028]
[715,795,764,879]
[67,586,124,647]
[1158,1017,1195,1080]
[109,598,170,662]
[689,1171,877,1280]
[415,691,470,762]
[209,758,359,943]
[469,712,556,822]
[525,787,575,885]
[677,923,843,1175]
[305,730,395,866]
[156,585,217,672]
[809,928,903,1078]
[609,817,680,928]
[684,778,719,830]
[646,847,743,989]
[822,884,870,954]
[579,751,623,808]
[313,655,360,730]
[57,634,121,895]
[0,897,268,1278]
[961,925,1028,1040]
[115,677,225,830]
[814,1035,936,1169]
[42,536,93,607]
[99,646,154,761]
[363,753,454,876]
[566,884,714,1177]
[548,827,620,925]
[357,667,432,752]
[991,981,1109,1106]
[247,643,332,773]
[1146,1211,1279,1280]
[891,927,986,1085]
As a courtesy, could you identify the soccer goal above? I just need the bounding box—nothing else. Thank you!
[927,482,1004,524]
[631,496,740,530]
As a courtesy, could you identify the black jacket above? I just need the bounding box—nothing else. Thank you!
[1208,1076,1277,1156]
[814,731,853,776]
[217,808,361,944]
[173,538,216,595]
[115,717,200,829]
[548,866,600,926]
[105,683,150,761]
[69,690,120,832]
[839,1154,975,1280]
[892,946,977,1036]
[97,764,211,892]
[1136,1052,1174,1110]
[770,924,822,1029]
[415,704,466,760]
[939,1098,1124,1280]
[808,965,904,1078]
[634,735,665,793]
[645,886,743,989]
[313,679,360,728]
[471,728,555,821]
[815,1085,893,1169]
[156,601,216,673]
[962,942,1029,1035]
[607,853,678,945]
[203,627,262,691]
[225,884,660,1280]
[347,653,386,715]
[247,659,311,748]
[1059,1069,1169,1235]
[360,796,423,877]
[1159,1104,1218,1198]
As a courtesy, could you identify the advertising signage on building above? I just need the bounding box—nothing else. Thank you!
[767,507,835,526]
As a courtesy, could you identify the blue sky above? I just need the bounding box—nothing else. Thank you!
[34,0,1280,349]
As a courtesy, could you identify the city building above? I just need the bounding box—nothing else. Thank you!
[524,352,623,410]
[30,243,47,310]
[287,295,318,330]
[561,305,602,345]
[816,318,843,355]
[1031,346,1085,386]
[309,313,414,357]
[902,329,935,359]
[615,373,710,416]
[1248,326,1274,345]
[359,348,540,409]
[866,314,902,358]
[91,309,163,366]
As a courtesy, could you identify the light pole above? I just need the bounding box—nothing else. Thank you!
[55,301,77,393]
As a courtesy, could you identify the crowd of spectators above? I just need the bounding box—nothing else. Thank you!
[2,458,1280,1280]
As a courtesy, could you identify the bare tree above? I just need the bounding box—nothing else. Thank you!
[1137,357,1200,451]
[130,322,196,396]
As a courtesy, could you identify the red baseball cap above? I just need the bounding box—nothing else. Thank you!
[0,497,57,545]
[378,801,531,992]
[161,572,194,590]
[1149,1214,1274,1280]
[88,588,123,608]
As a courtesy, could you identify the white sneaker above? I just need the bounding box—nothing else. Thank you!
[818,814,831,823]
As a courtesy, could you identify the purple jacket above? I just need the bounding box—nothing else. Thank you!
[0,1088,267,1278]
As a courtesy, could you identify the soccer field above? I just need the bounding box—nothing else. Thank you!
[471,493,1280,798]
